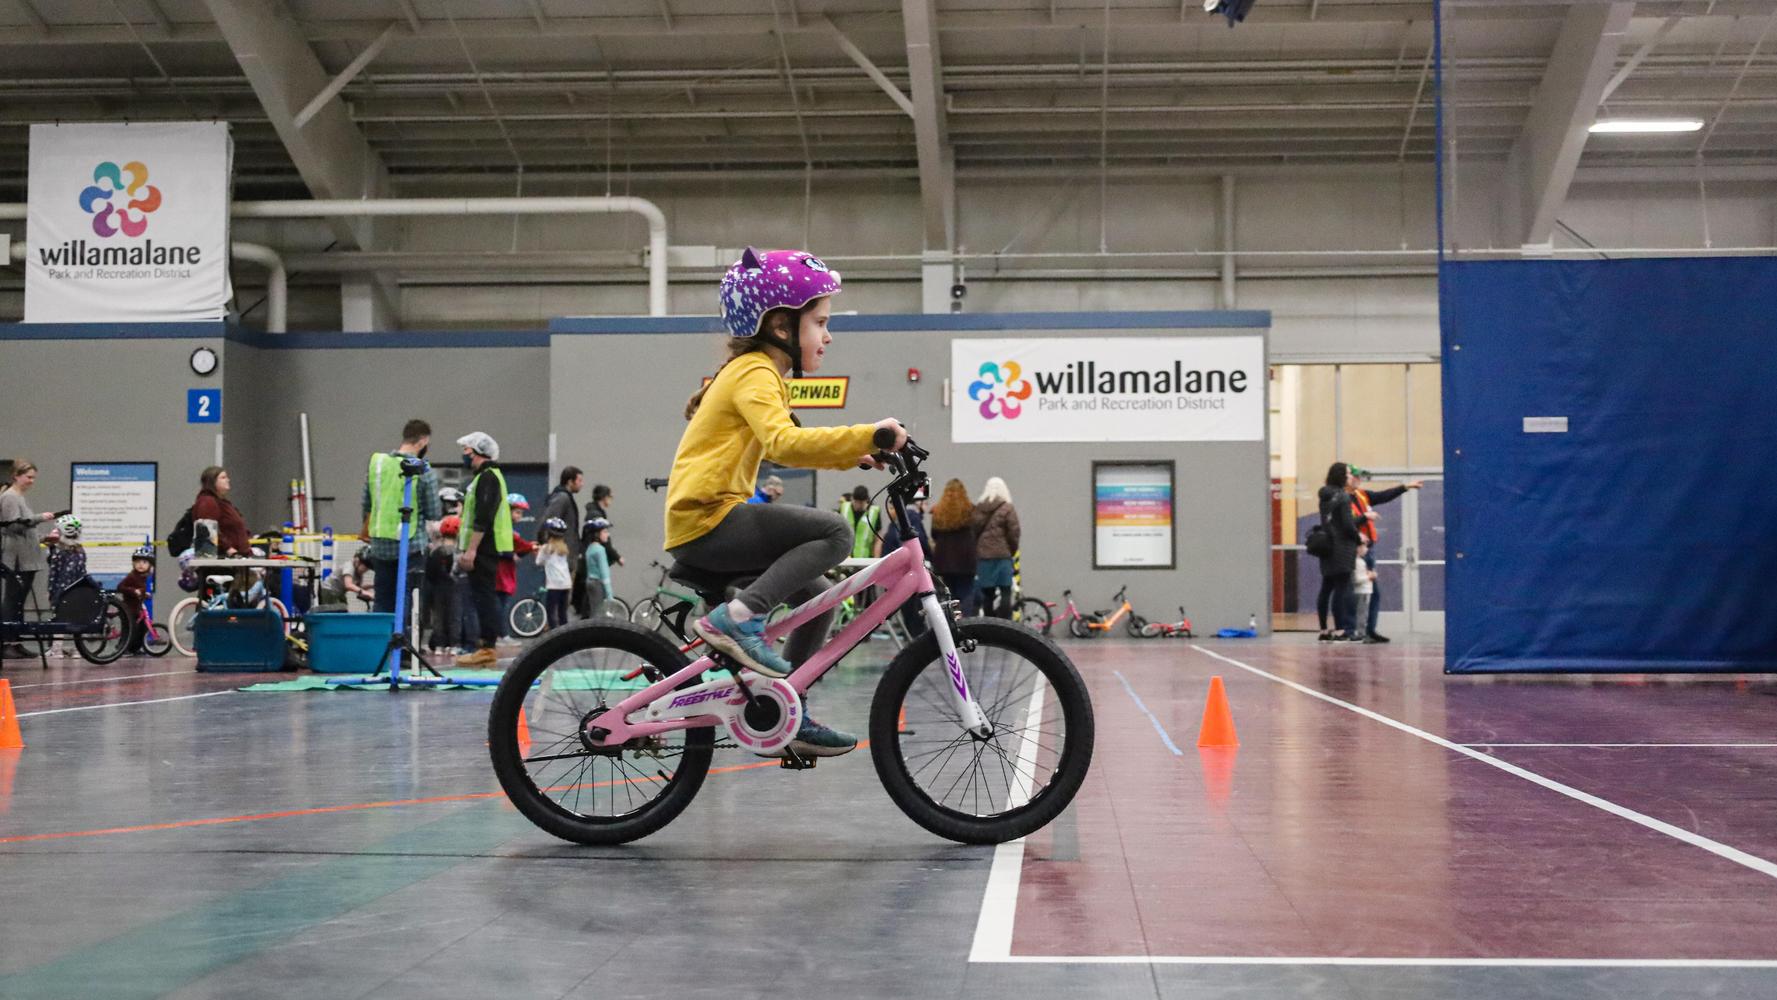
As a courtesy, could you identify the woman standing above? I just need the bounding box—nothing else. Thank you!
[191,466,252,557]
[1316,462,1365,641]
[972,476,1022,619]
[1,460,57,660]
[927,478,979,615]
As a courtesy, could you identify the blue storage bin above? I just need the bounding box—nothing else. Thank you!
[194,608,289,672]
[305,612,397,674]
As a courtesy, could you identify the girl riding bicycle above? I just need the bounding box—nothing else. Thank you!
[667,246,905,758]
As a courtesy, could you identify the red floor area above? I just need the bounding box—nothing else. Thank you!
[1008,641,1777,961]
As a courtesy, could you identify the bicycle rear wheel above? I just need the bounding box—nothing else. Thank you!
[1067,612,1096,639]
[489,621,715,845]
[629,598,665,633]
[870,619,1094,844]
[1014,597,1052,635]
[594,595,631,620]
[168,597,201,656]
[509,597,547,638]
[143,621,174,657]
[1125,613,1148,638]
[74,594,131,665]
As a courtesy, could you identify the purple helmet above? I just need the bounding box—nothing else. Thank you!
[719,247,842,339]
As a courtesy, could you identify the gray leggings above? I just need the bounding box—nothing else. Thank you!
[668,502,851,668]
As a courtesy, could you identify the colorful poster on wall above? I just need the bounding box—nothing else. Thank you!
[70,463,157,587]
[26,122,233,322]
[952,336,1264,443]
[1094,462,1174,568]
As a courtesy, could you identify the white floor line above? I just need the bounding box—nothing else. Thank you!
[18,690,236,717]
[1112,669,1183,756]
[968,679,1047,963]
[980,955,1777,968]
[1191,645,1777,882]
[5,669,193,690]
[1465,743,1777,749]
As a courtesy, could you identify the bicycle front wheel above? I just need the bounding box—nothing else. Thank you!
[594,595,631,620]
[168,597,201,656]
[629,598,665,633]
[870,619,1094,845]
[488,621,715,845]
[1125,613,1148,638]
[1014,597,1052,636]
[74,594,131,665]
[509,597,547,638]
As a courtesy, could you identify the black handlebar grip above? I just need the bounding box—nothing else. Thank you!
[872,424,900,450]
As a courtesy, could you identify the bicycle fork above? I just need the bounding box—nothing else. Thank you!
[921,593,992,737]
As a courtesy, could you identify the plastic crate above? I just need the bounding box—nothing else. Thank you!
[304,612,397,674]
[194,607,289,672]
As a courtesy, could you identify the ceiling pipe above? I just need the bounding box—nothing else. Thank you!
[7,239,287,333]
[0,194,670,316]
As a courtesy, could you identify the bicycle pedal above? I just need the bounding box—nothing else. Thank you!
[778,755,816,770]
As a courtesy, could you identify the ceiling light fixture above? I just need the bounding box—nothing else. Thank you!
[1589,119,1705,134]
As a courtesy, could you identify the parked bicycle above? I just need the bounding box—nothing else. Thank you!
[1022,586,1141,639]
[510,584,630,639]
[488,429,1094,845]
[168,572,289,657]
[1133,606,1194,639]
[0,559,131,666]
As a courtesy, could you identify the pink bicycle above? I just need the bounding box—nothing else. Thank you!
[489,430,1095,845]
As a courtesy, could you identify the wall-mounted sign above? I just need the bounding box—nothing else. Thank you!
[187,388,221,423]
[700,375,850,409]
[70,462,157,587]
[952,336,1264,443]
[26,122,233,322]
[1094,461,1174,569]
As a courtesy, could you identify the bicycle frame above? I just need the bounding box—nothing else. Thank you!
[578,536,989,749]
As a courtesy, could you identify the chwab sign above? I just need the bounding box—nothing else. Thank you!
[699,375,850,409]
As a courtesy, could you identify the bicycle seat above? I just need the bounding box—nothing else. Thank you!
[666,562,761,602]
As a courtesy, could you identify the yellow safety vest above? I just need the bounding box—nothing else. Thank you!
[458,465,513,554]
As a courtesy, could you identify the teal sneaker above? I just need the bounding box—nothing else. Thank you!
[693,603,792,678]
[785,715,859,758]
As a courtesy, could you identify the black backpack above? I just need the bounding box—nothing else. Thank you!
[1303,522,1333,559]
[166,506,196,554]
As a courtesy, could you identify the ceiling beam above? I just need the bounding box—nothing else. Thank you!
[293,20,401,130]
[902,0,954,251]
[823,16,915,117]
[1599,15,1680,104]
[1501,1,1633,246]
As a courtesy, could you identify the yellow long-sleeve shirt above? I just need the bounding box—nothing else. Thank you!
[664,351,878,549]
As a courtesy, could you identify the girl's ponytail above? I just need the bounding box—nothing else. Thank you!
[683,313,798,420]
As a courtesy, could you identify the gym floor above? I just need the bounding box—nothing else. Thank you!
[3,636,1776,1000]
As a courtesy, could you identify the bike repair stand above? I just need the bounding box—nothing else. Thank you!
[322,458,500,691]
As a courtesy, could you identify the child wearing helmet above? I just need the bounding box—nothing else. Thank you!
[583,517,613,613]
[666,247,907,759]
[493,494,535,641]
[44,515,88,659]
[116,545,157,654]
[536,516,572,630]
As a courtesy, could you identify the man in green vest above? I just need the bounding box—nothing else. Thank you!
[453,430,511,667]
[360,419,441,617]
[840,484,883,609]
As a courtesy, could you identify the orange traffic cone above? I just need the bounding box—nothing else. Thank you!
[516,707,532,750]
[0,680,22,750]
[1196,675,1238,748]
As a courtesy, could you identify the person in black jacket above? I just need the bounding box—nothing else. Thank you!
[542,467,585,617]
[1316,462,1365,641]
[583,483,623,571]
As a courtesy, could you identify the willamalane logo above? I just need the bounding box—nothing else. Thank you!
[1015,359,1252,414]
[38,159,202,280]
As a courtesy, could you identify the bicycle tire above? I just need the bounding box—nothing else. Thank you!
[488,621,715,845]
[74,594,131,665]
[1139,621,1166,639]
[869,618,1094,845]
[1125,613,1148,638]
[143,621,174,657]
[629,598,665,633]
[1015,597,1052,636]
[168,597,201,656]
[509,597,547,638]
[1067,613,1095,640]
[265,597,290,634]
[595,596,631,620]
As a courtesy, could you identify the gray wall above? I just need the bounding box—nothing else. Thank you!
[550,324,1271,633]
[0,332,234,594]
[241,343,549,533]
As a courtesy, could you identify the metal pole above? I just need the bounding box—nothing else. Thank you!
[299,413,317,532]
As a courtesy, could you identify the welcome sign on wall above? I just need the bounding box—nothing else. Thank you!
[951,336,1265,443]
[26,122,233,323]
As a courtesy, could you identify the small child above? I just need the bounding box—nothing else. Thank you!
[427,517,461,652]
[116,545,156,654]
[536,517,572,630]
[44,515,89,658]
[584,517,613,616]
[1351,541,1376,643]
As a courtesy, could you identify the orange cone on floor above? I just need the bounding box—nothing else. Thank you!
[1196,675,1238,748]
[516,707,532,750]
[0,680,22,749]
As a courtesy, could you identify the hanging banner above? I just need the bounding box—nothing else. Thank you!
[1094,462,1175,568]
[27,122,233,323]
[70,463,158,587]
[951,336,1264,443]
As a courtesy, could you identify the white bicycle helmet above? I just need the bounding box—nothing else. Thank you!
[55,514,82,539]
